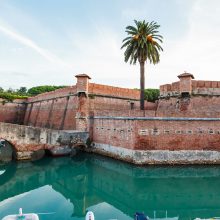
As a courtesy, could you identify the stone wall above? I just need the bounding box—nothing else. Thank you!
[0,122,89,160]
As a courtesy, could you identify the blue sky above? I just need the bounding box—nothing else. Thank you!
[0,0,220,89]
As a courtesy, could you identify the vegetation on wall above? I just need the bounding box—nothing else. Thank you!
[0,92,28,102]
[134,88,160,102]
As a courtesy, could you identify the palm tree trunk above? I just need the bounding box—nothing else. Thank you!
[140,61,145,110]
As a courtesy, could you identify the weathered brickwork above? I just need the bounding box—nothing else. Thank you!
[156,96,220,118]
[24,87,78,130]
[160,78,220,97]
[89,83,140,99]
[0,122,89,160]
[22,75,141,130]
[90,117,220,151]
[0,99,26,124]
[2,72,220,163]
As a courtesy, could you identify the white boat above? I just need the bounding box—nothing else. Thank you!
[194,218,220,220]
[2,208,39,220]
[85,211,95,220]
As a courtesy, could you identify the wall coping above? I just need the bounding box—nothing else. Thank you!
[91,116,220,121]
[24,92,140,104]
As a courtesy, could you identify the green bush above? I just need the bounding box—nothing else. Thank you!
[0,92,28,102]
[28,85,67,96]
[144,89,160,102]
[0,85,67,102]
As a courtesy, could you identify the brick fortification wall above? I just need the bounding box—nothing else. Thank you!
[3,71,220,164]
[91,117,220,150]
[24,86,78,130]
[90,116,220,164]
[158,73,220,118]
[23,75,142,130]
[88,73,220,164]
[160,80,220,97]
[0,99,26,124]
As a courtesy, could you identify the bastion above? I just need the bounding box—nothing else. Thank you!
[1,72,220,164]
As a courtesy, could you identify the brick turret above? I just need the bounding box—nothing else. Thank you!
[178,72,194,95]
[75,74,91,95]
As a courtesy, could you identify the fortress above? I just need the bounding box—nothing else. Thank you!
[2,72,220,164]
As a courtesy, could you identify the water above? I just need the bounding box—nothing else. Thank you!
[1,152,220,220]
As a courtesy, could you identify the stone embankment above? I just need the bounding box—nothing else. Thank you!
[0,122,89,161]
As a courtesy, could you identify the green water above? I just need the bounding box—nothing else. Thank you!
[1,153,220,220]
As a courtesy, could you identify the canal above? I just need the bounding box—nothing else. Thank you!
[1,152,220,220]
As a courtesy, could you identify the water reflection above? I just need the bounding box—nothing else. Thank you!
[1,153,220,220]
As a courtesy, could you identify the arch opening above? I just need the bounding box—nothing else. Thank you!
[0,139,16,162]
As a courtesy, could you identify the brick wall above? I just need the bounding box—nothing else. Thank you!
[23,80,142,130]
[91,117,220,151]
[0,99,26,124]
[3,73,220,154]
[24,86,78,129]
[27,86,77,102]
[160,80,220,97]
[156,96,220,118]
[25,96,78,130]
[89,83,140,99]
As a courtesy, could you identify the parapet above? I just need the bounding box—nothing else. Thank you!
[75,73,139,99]
[160,72,220,97]
[27,86,77,102]
[88,83,140,100]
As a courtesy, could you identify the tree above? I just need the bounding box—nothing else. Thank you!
[144,88,159,102]
[17,87,27,95]
[6,88,15,93]
[121,20,163,110]
[28,85,66,96]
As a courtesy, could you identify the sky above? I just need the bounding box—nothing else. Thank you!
[0,0,220,90]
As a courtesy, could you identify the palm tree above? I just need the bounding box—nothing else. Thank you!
[121,20,163,110]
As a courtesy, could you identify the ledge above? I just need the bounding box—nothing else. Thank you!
[91,116,220,121]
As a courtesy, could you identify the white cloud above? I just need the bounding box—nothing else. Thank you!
[1,0,220,90]
[147,0,220,87]
[0,22,73,70]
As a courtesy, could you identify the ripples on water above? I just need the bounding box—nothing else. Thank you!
[0,152,220,220]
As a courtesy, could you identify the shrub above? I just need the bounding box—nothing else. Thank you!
[144,89,159,102]
[0,92,28,102]
[28,85,67,96]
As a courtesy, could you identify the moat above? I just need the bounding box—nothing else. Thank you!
[1,153,220,220]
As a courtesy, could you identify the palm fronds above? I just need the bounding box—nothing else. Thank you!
[121,20,163,65]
